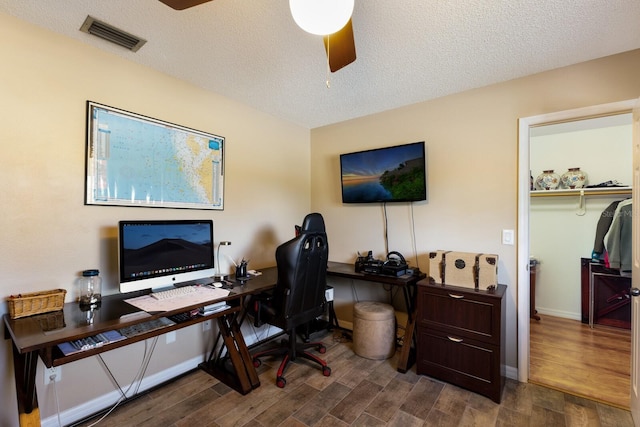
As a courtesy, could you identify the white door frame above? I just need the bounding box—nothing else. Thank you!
[517,99,637,383]
[630,99,640,424]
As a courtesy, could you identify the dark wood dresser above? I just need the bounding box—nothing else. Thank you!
[416,280,507,403]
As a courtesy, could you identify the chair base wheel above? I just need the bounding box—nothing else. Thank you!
[250,334,330,387]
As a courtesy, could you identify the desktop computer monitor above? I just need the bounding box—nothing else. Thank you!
[118,220,215,294]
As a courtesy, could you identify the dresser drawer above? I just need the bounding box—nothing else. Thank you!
[417,284,503,345]
[416,328,502,403]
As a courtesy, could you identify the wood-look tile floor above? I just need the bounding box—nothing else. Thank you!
[74,329,634,427]
[529,314,631,409]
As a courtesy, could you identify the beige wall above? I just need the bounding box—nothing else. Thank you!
[312,48,640,377]
[3,8,640,425]
[0,13,309,425]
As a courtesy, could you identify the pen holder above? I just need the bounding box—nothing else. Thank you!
[236,263,247,279]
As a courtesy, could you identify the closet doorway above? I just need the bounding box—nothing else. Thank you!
[516,100,636,407]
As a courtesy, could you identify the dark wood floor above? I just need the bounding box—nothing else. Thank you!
[529,314,631,409]
[72,328,634,426]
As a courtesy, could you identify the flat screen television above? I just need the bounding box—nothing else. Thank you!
[340,141,427,203]
[118,219,215,294]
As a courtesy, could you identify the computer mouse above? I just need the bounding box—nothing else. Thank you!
[212,282,223,288]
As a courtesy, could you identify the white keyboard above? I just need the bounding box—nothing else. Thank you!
[150,285,197,300]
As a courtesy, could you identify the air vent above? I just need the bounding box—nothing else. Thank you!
[80,16,146,52]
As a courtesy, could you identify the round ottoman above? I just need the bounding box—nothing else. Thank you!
[353,301,396,360]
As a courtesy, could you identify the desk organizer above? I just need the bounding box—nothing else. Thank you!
[7,289,67,319]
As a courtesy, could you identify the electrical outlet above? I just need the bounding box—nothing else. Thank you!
[44,366,61,384]
[203,320,211,331]
[166,331,176,344]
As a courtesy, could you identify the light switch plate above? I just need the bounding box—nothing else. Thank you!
[502,229,515,245]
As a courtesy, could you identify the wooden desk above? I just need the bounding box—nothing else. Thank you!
[326,261,426,373]
[4,267,277,427]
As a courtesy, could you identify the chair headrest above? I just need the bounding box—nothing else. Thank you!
[300,213,325,234]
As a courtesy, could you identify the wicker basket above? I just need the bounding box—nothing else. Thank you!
[7,289,67,319]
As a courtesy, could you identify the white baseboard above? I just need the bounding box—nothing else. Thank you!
[41,355,204,427]
[535,307,581,321]
[505,365,518,381]
[339,320,353,331]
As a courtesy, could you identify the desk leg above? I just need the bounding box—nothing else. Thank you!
[530,265,541,321]
[397,309,416,373]
[589,269,595,328]
[228,317,260,389]
[12,343,41,427]
[199,314,259,394]
[397,286,417,373]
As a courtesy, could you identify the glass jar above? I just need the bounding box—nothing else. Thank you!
[78,269,102,306]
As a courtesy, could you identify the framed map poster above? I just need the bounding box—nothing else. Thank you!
[85,101,224,210]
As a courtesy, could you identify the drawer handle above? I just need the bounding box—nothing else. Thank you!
[447,336,463,343]
[448,293,464,299]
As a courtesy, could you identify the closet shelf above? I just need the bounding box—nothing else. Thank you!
[530,187,631,198]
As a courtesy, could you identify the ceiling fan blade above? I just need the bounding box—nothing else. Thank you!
[323,18,356,72]
[158,0,213,10]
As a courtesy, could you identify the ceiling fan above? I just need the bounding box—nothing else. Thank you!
[158,0,356,72]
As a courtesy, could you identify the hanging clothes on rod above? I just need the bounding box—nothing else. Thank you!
[592,199,624,263]
[604,198,632,275]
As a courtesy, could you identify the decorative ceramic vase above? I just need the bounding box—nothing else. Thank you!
[560,167,587,189]
[535,170,560,190]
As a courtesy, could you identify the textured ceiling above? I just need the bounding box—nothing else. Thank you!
[2,0,640,128]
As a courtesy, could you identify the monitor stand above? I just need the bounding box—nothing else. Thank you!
[150,284,176,294]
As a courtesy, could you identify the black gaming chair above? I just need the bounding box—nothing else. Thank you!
[250,213,331,388]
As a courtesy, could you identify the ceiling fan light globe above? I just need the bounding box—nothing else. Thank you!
[289,0,354,36]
